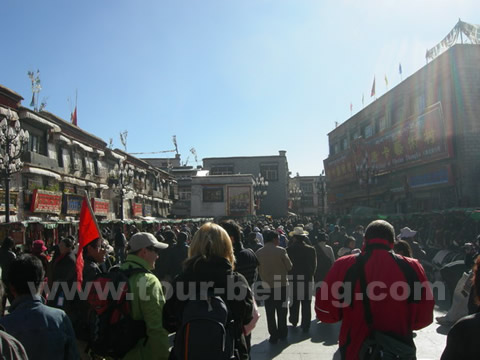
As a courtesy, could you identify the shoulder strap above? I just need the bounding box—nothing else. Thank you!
[357,253,374,328]
[389,253,420,303]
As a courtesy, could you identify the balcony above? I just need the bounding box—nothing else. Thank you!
[21,151,59,170]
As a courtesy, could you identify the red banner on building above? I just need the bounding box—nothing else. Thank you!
[30,189,62,214]
[132,203,143,217]
[90,198,109,216]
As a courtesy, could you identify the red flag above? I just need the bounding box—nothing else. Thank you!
[76,197,100,289]
[71,106,77,126]
[371,77,376,97]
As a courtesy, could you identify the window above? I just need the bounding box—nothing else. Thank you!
[362,123,373,138]
[210,165,234,175]
[260,164,278,181]
[94,159,99,176]
[341,137,348,151]
[203,187,224,202]
[300,182,313,194]
[57,146,64,167]
[28,134,40,153]
[179,188,191,200]
[376,115,387,133]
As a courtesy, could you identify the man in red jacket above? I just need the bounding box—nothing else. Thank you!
[315,220,434,360]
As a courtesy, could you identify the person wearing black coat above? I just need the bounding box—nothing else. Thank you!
[48,237,77,313]
[163,223,254,360]
[286,229,317,331]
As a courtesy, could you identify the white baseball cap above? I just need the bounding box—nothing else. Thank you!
[128,232,168,253]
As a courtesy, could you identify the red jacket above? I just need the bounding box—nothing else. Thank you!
[315,238,434,360]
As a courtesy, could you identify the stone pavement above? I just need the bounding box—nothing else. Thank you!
[249,303,450,360]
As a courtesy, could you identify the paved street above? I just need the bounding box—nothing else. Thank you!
[250,302,450,360]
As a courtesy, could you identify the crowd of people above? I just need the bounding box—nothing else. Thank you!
[0,213,477,359]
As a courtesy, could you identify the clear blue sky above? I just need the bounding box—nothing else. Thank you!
[1,0,477,176]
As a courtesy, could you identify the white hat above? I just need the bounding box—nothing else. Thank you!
[128,232,168,253]
[398,227,417,239]
[289,227,309,237]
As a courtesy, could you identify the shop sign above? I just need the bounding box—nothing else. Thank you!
[408,166,452,189]
[132,203,143,217]
[143,203,152,217]
[0,191,18,212]
[91,198,109,216]
[30,189,62,214]
[65,195,83,215]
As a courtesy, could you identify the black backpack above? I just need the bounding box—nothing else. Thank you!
[173,290,237,360]
[87,266,147,358]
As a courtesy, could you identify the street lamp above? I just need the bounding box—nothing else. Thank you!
[355,153,378,207]
[316,171,327,226]
[253,173,268,214]
[289,185,302,215]
[109,161,134,220]
[0,114,29,223]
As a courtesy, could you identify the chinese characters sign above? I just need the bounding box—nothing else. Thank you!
[325,103,453,184]
[91,198,109,216]
[31,189,62,214]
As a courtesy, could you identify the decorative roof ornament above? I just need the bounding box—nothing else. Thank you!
[426,19,480,62]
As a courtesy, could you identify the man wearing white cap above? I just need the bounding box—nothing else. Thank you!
[121,232,169,360]
[398,227,427,261]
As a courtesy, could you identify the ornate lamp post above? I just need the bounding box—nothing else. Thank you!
[253,173,268,214]
[316,171,327,226]
[109,161,134,220]
[355,153,378,207]
[0,114,29,223]
[289,185,302,215]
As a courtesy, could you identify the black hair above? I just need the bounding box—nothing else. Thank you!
[365,220,395,244]
[263,230,278,243]
[1,237,14,250]
[220,220,242,244]
[61,237,75,249]
[393,240,413,257]
[8,254,44,295]
[82,238,100,256]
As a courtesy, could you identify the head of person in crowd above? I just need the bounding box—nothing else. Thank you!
[394,240,413,257]
[127,232,168,269]
[31,240,47,255]
[187,222,235,267]
[177,231,189,245]
[83,238,107,264]
[289,226,309,242]
[59,237,75,256]
[7,254,44,297]
[398,227,417,241]
[317,232,328,243]
[263,229,279,245]
[220,220,243,252]
[246,232,258,245]
[355,225,364,234]
[364,220,395,247]
[1,237,15,251]
[344,236,356,250]
[163,230,177,246]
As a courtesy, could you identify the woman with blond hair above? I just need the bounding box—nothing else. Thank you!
[163,222,254,360]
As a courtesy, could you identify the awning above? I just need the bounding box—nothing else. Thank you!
[72,140,94,153]
[86,182,97,188]
[23,167,62,180]
[94,149,105,157]
[0,106,19,121]
[55,134,72,144]
[99,184,109,190]
[40,222,58,229]
[62,176,87,187]
[110,152,125,161]
[19,110,61,132]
